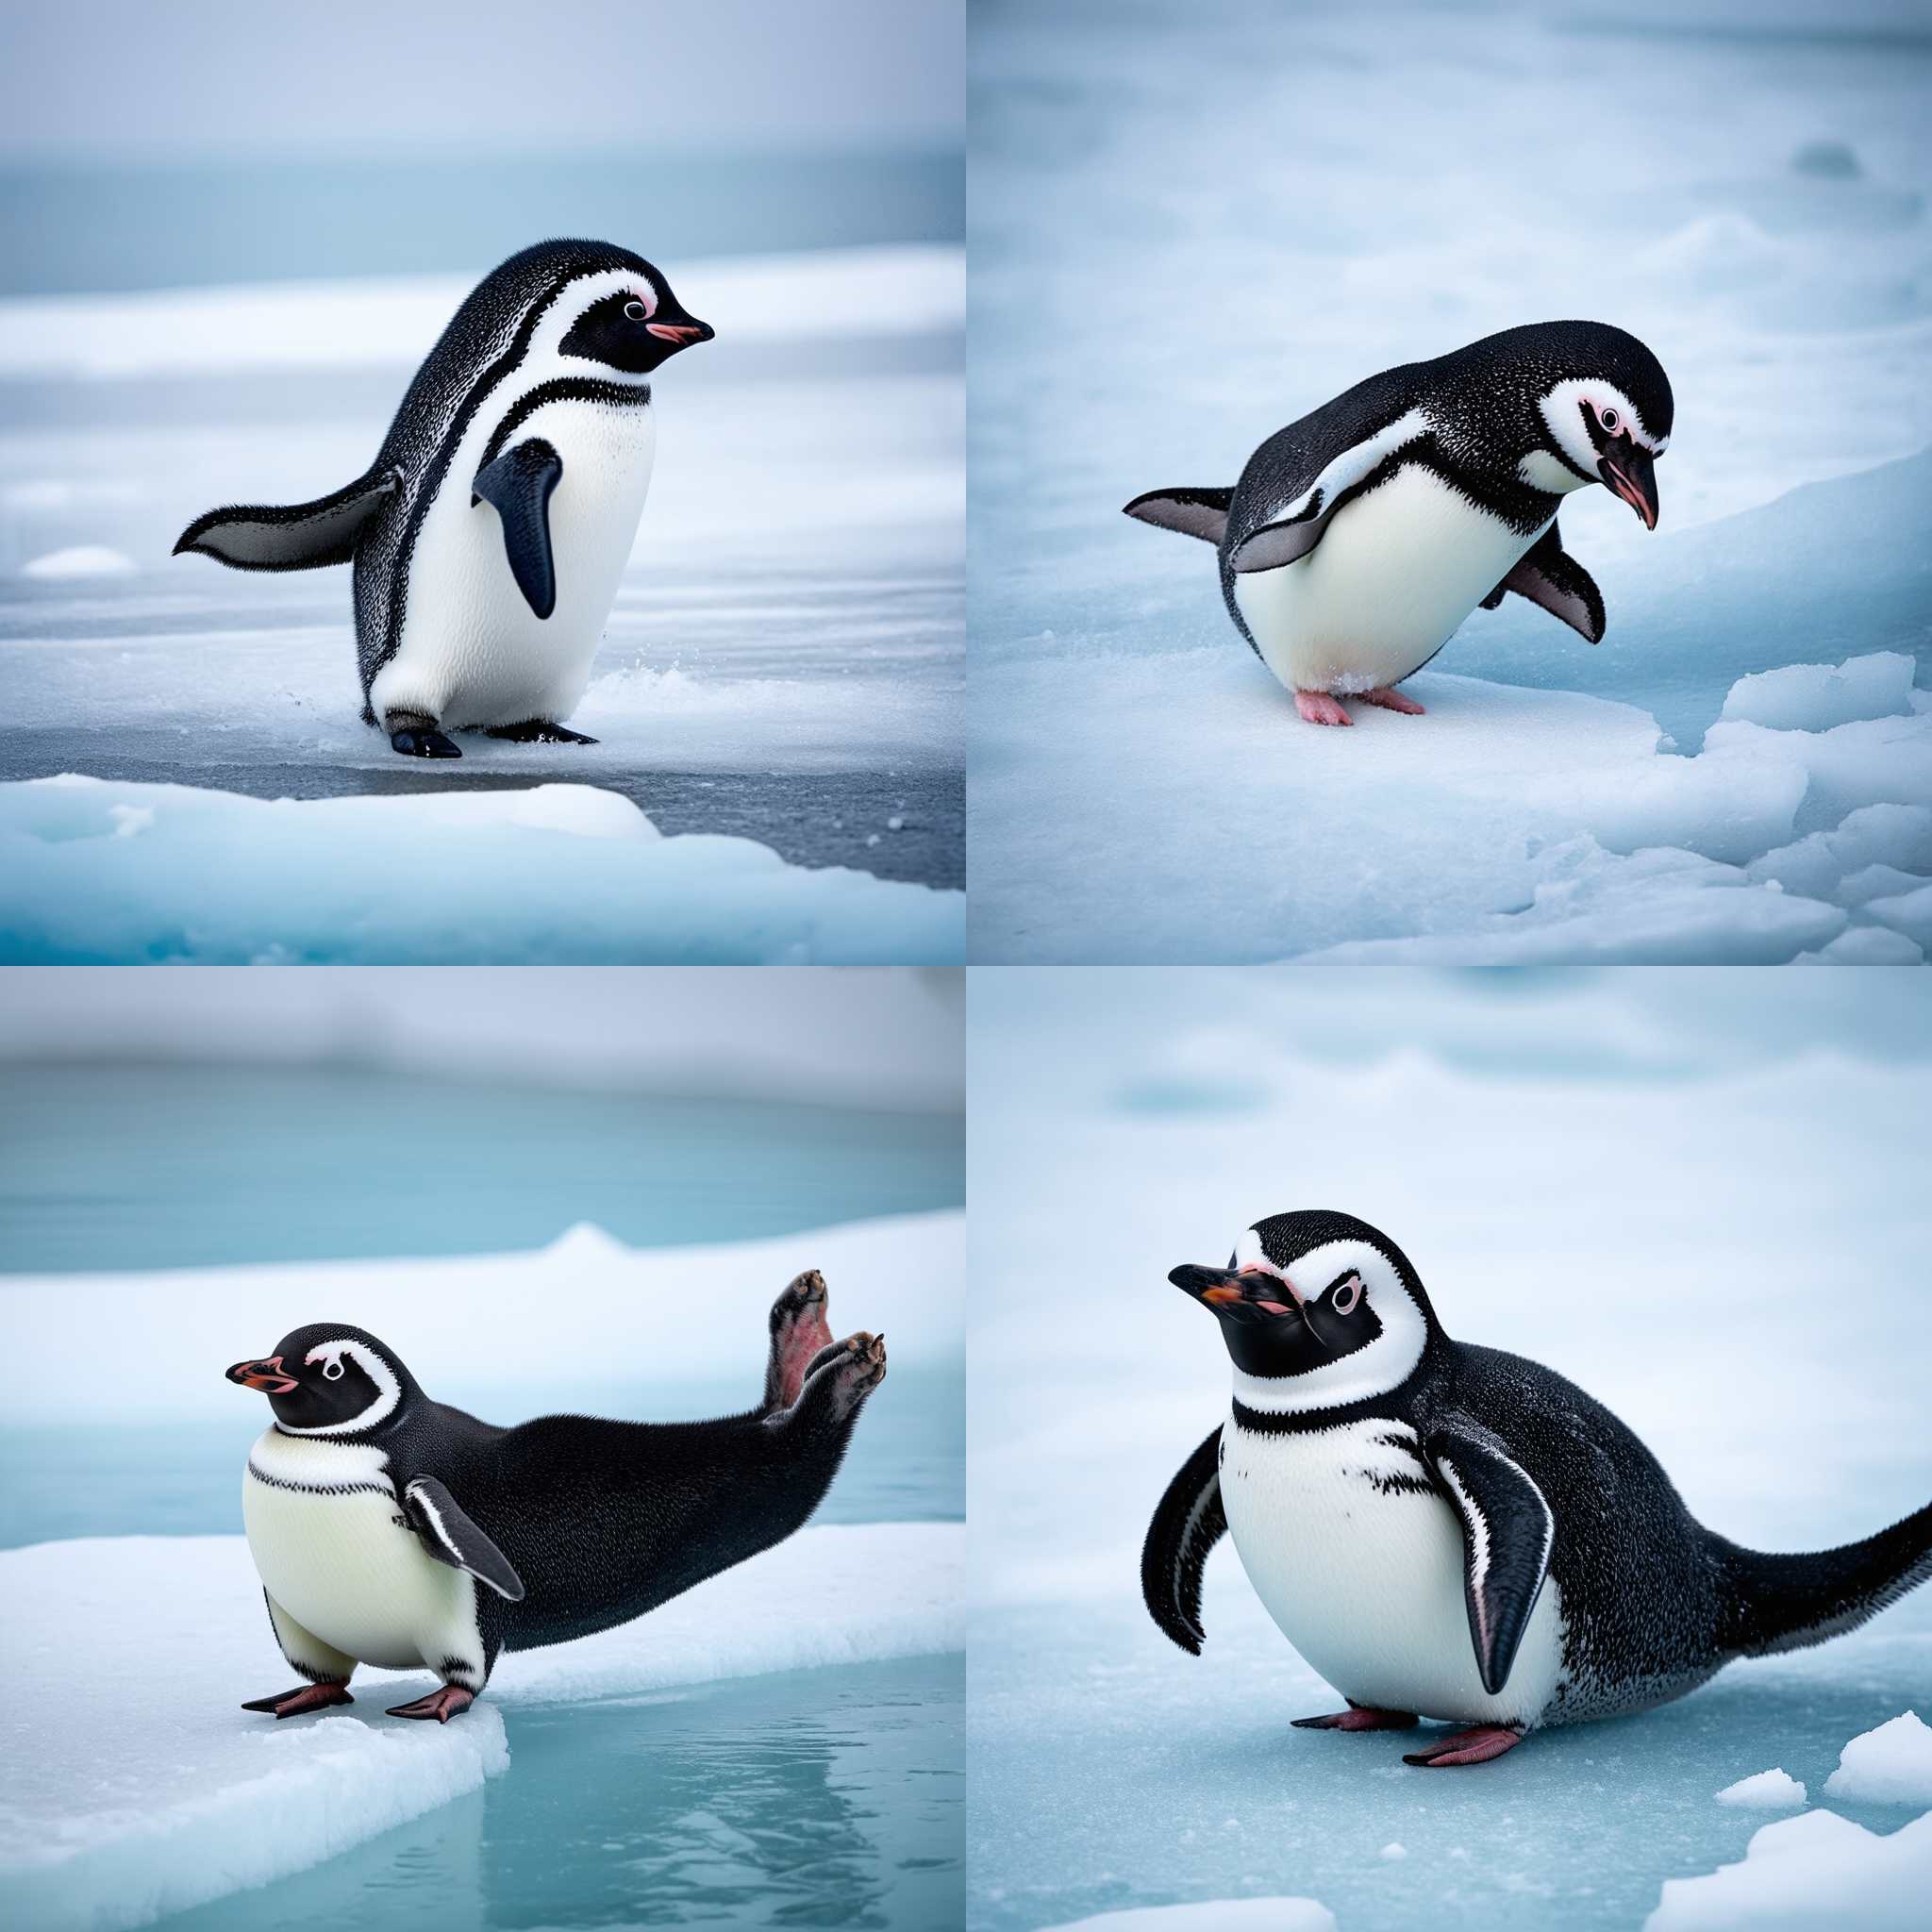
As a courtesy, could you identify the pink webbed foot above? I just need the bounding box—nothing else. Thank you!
[241,1681,354,1720]
[386,1684,476,1723]
[1294,690,1354,726]
[1403,1724,1524,1767]
[1292,1701,1419,1731]
[766,1269,835,1411]
[1358,686,1425,715]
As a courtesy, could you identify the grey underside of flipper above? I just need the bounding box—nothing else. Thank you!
[173,464,404,571]
[1481,519,1606,641]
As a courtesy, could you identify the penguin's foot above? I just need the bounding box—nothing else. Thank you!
[767,1268,835,1410]
[1292,1702,1419,1731]
[242,1681,355,1720]
[387,713,461,758]
[1357,686,1426,716]
[484,720,599,745]
[787,1330,888,1425]
[1403,1724,1524,1767]
[1294,691,1354,726]
[386,1683,476,1724]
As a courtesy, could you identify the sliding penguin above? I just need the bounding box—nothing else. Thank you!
[176,239,712,758]
[1124,322,1672,725]
[1144,1209,1932,1766]
[228,1269,885,1721]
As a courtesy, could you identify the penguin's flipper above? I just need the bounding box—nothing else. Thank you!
[1123,487,1234,543]
[403,1476,525,1602]
[472,437,562,620]
[1228,412,1431,575]
[173,464,403,571]
[1492,520,1606,643]
[1141,1425,1226,1656]
[1423,1420,1556,1697]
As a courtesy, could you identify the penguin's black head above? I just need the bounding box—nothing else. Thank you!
[1506,320,1673,529]
[226,1324,420,1437]
[1171,1209,1441,1398]
[558,258,714,375]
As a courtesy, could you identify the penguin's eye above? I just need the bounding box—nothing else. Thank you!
[1330,1274,1364,1316]
[1599,405,1621,433]
[624,300,647,323]
[323,1358,344,1382]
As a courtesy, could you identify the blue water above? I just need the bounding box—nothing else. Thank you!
[0,1065,963,1274]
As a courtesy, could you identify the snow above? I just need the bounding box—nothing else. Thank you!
[1824,1713,1932,1807]
[21,544,135,579]
[966,971,1932,1932]
[971,0,1932,963]
[1,1208,964,1426]
[1039,1905,1335,1932]
[0,774,964,963]
[0,1521,962,1932]
[1716,1769,1808,1810]
[1720,653,1917,732]
[1646,1808,1932,1932]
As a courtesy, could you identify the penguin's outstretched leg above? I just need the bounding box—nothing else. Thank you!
[386,1683,476,1723]
[1358,687,1426,715]
[386,710,462,758]
[484,719,600,745]
[242,1681,355,1719]
[1291,1699,1419,1732]
[1294,691,1354,727]
[765,1269,835,1411]
[1403,1724,1524,1767]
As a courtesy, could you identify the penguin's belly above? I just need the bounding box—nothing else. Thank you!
[1220,1417,1568,1727]
[242,1437,479,1673]
[372,397,657,729]
[1234,466,1548,695]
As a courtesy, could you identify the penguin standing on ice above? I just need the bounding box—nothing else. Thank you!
[1124,322,1672,724]
[176,239,712,758]
[1143,1209,1932,1766]
[227,1269,884,1721]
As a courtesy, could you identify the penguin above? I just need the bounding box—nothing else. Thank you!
[175,239,712,758]
[1142,1209,1932,1767]
[226,1268,885,1721]
[1124,322,1672,725]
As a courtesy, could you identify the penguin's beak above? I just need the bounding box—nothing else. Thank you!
[227,1355,298,1394]
[1169,1264,1304,1320]
[1598,438,1659,530]
[645,315,714,352]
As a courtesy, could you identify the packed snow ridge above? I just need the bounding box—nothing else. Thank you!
[0,1522,963,1932]
[0,775,964,964]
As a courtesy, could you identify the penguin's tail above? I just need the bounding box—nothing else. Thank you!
[1711,1500,1932,1658]
[174,463,401,574]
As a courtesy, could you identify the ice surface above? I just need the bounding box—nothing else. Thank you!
[0,1521,961,1932]
[1824,1712,1932,1806]
[22,543,135,579]
[1720,653,1916,732]
[1646,1807,1932,1932]
[0,774,963,963]
[2,1208,964,1426]
[1039,1905,1334,1932]
[1715,1769,1807,1810]
[971,0,1932,961]
[966,973,1932,1932]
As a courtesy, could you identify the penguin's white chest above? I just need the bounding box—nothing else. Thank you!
[1219,1416,1567,1726]
[1234,466,1549,695]
[242,1432,478,1674]
[372,391,657,730]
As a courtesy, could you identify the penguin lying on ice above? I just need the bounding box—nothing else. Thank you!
[177,239,712,758]
[1124,322,1672,724]
[1143,1210,1932,1766]
[228,1269,883,1721]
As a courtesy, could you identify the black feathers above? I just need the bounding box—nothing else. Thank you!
[1141,1425,1227,1655]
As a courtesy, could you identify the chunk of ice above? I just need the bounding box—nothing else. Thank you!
[1824,1712,1932,1806]
[1719,652,1916,731]
[1715,1768,1807,1809]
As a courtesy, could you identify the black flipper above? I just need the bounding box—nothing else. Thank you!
[1423,1419,1556,1697]
[1141,1425,1227,1656]
[403,1476,525,1602]
[1488,519,1606,643]
[174,464,403,572]
[472,438,562,620]
[1714,1500,1932,1657]
[1124,487,1234,544]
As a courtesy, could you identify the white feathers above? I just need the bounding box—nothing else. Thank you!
[1536,376,1668,482]
[1255,408,1431,531]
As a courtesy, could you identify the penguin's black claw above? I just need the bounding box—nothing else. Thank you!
[386,1684,476,1724]
[391,725,462,758]
[242,1681,355,1719]
[483,720,598,744]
